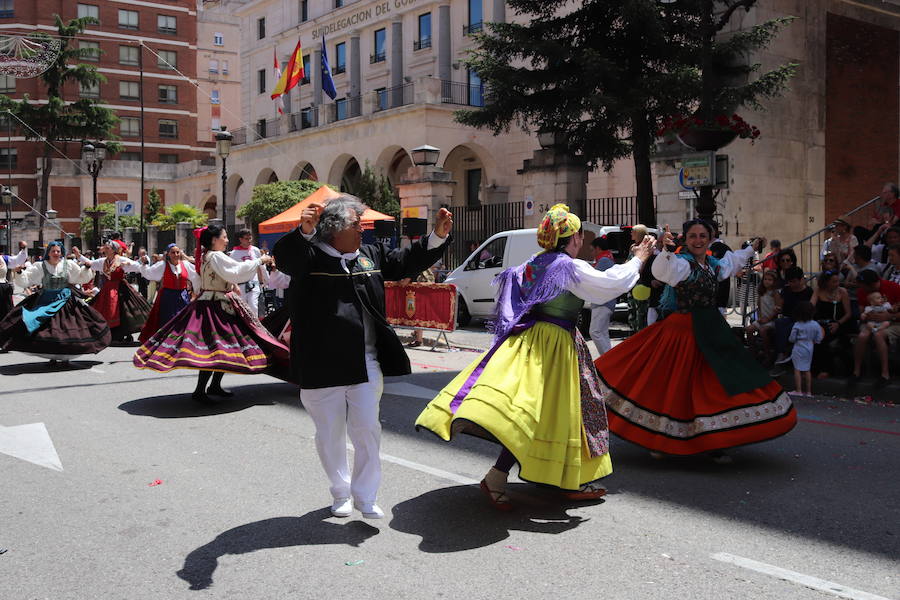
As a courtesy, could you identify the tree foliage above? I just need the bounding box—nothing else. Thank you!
[151,203,209,230]
[237,179,334,227]
[357,162,400,219]
[457,0,797,224]
[145,187,163,223]
[80,203,141,240]
[0,15,122,245]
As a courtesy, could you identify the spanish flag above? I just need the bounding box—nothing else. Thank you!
[270,38,304,100]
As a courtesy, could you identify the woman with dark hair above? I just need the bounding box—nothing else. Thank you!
[775,248,798,282]
[136,244,198,343]
[134,225,287,403]
[595,220,795,461]
[0,241,110,365]
[417,204,653,509]
[80,240,151,343]
[810,270,853,377]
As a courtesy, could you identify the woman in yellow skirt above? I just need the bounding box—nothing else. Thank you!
[416,205,654,510]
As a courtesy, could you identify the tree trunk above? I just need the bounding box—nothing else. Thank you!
[631,114,656,227]
[38,147,53,247]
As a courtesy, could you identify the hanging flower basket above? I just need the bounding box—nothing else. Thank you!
[658,114,760,152]
[676,128,738,151]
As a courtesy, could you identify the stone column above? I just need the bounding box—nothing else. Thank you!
[350,31,361,116]
[437,4,451,82]
[391,17,403,108]
[518,147,589,228]
[175,221,192,253]
[397,165,457,233]
[492,0,506,23]
[312,47,323,124]
[123,226,137,247]
[146,224,158,257]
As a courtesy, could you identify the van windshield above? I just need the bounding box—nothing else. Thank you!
[464,236,507,271]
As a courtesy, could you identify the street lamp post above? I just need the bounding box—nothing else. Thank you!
[82,141,107,251]
[215,127,232,230]
[1,185,11,251]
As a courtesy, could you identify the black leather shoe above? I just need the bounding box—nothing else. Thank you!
[206,387,233,397]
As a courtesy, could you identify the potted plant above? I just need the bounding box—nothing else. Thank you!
[657,113,760,151]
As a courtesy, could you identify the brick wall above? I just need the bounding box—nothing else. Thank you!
[825,13,899,224]
[50,186,81,219]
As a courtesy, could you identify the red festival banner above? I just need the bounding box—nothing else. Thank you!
[384,282,457,331]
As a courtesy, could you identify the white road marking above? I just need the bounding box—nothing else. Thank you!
[711,553,892,600]
[0,423,63,471]
[380,452,479,486]
[382,382,439,400]
[90,367,105,374]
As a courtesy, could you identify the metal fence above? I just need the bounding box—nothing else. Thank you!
[444,202,524,269]
[441,80,484,107]
[583,196,655,226]
[374,83,414,112]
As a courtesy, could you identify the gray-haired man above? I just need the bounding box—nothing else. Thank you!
[274,194,452,519]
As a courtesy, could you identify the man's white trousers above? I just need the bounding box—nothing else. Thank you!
[300,356,383,505]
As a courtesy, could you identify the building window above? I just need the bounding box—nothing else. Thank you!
[157,50,177,70]
[335,0,344,7]
[300,106,315,129]
[222,60,229,74]
[466,168,482,207]
[77,4,99,20]
[257,17,266,39]
[375,87,387,111]
[415,13,432,50]
[120,117,140,137]
[467,68,484,106]
[465,0,483,35]
[119,45,139,66]
[210,89,220,104]
[158,119,178,138]
[334,42,346,75]
[0,74,14,93]
[335,98,348,121]
[299,0,308,23]
[257,69,266,94]
[79,81,99,98]
[119,80,140,100]
[301,54,310,84]
[119,151,141,161]
[118,9,138,30]
[371,28,386,64]
[79,41,100,61]
[159,153,178,164]
[213,32,224,46]
[157,14,177,35]
[209,59,219,73]
[0,0,13,18]
[0,148,17,170]
[158,84,177,104]
[256,118,267,138]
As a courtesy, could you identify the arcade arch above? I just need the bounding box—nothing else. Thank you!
[443,144,495,207]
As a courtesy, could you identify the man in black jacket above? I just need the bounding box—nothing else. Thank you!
[274,194,452,519]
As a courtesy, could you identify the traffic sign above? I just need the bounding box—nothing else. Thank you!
[115,201,136,217]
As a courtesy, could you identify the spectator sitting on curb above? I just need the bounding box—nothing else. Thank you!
[850,270,900,388]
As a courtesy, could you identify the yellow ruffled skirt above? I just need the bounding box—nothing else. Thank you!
[415,321,612,490]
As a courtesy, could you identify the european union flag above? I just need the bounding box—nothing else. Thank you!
[321,37,337,100]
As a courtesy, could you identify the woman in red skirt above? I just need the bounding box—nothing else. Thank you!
[136,244,198,343]
[595,221,795,461]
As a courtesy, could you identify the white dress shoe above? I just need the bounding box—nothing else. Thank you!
[353,501,384,519]
[331,498,352,517]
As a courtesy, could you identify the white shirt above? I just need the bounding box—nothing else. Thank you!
[15,259,94,288]
[229,245,268,285]
[566,257,644,305]
[651,245,756,286]
[139,259,200,289]
[205,251,264,285]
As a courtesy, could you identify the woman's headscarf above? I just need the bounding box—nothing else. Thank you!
[43,241,64,261]
[537,203,581,250]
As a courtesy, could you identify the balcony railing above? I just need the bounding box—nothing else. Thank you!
[463,21,483,36]
[332,64,346,75]
[370,52,386,64]
[332,96,362,121]
[288,107,319,132]
[373,83,414,112]
[413,37,431,51]
[441,80,484,107]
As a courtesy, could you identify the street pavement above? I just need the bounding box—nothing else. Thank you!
[1,338,898,600]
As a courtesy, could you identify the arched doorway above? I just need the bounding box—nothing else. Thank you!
[203,196,217,219]
[290,161,319,181]
[443,144,493,207]
[340,158,362,194]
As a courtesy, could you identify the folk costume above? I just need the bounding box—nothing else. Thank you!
[83,249,151,340]
[137,250,199,343]
[273,223,450,514]
[595,245,796,455]
[133,243,287,375]
[415,205,642,497]
[260,269,293,382]
[0,242,111,360]
[0,247,28,321]
[229,243,267,316]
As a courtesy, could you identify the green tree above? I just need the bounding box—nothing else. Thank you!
[145,187,163,223]
[457,0,796,225]
[150,203,208,231]
[80,203,141,242]
[237,180,334,229]
[357,162,400,219]
[0,16,121,245]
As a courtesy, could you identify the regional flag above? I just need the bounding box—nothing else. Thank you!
[273,48,285,115]
[321,36,337,100]
[271,38,304,100]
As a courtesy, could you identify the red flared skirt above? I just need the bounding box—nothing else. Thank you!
[595,312,796,455]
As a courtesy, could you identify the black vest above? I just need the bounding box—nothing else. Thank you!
[273,230,449,389]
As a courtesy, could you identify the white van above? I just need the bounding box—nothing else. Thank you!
[445,224,658,326]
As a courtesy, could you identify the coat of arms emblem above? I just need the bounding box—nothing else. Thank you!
[405,289,416,318]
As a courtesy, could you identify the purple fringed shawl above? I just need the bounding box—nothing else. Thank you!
[490,251,579,344]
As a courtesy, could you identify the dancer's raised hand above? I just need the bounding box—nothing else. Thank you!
[300,202,324,235]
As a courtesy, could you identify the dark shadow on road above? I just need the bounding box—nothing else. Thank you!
[0,359,101,375]
[177,510,379,590]
[118,381,297,418]
[389,484,591,552]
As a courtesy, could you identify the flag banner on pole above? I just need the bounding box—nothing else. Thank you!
[272,48,285,115]
[321,36,337,100]
[271,38,304,101]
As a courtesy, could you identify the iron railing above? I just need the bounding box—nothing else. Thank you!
[462,22,483,36]
[440,80,484,106]
[374,83,414,112]
[583,196,656,226]
[413,37,431,50]
[288,107,319,131]
[443,202,524,269]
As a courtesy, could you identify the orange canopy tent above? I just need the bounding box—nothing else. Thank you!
[257,185,396,234]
